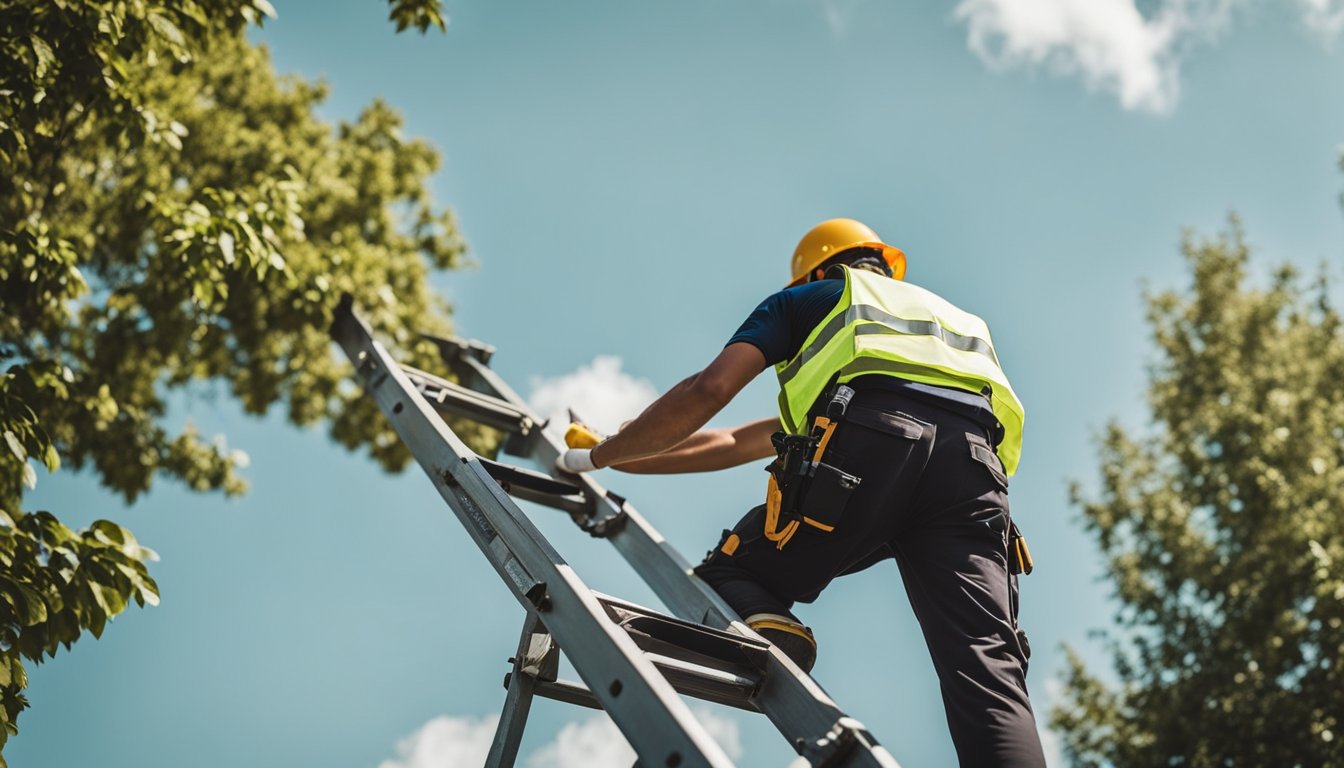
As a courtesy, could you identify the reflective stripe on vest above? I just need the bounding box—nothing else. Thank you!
[774,266,1026,475]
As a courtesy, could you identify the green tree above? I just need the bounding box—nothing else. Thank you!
[0,0,480,759]
[1052,219,1344,766]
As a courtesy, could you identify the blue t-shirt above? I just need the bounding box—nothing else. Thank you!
[727,280,843,366]
[727,277,998,424]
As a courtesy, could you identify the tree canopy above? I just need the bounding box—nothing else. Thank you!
[0,0,475,759]
[1052,219,1344,766]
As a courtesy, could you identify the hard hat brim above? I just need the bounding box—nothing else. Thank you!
[786,242,907,287]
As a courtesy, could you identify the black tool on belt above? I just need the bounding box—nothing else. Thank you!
[766,385,862,527]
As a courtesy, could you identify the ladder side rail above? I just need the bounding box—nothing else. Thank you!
[332,306,736,768]
[487,613,550,767]
[438,339,903,767]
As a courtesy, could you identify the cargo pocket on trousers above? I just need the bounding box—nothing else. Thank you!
[966,432,1008,490]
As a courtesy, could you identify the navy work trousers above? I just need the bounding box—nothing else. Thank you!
[695,389,1047,768]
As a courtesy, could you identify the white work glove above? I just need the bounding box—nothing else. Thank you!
[556,448,598,474]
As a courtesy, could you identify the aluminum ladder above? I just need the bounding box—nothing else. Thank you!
[331,296,902,768]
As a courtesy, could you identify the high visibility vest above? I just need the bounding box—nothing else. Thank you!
[775,266,1026,475]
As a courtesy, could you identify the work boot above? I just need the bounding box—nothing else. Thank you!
[746,613,817,672]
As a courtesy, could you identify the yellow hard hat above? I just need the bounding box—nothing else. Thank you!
[788,218,906,287]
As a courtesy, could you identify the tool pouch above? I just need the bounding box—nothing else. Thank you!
[762,390,862,549]
[793,460,861,531]
[763,459,860,550]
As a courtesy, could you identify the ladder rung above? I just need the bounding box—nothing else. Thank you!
[477,458,592,516]
[644,653,761,711]
[595,593,771,671]
[526,676,603,709]
[400,364,536,435]
[516,657,760,712]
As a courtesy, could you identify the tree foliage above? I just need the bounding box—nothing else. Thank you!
[0,0,472,758]
[1052,220,1344,766]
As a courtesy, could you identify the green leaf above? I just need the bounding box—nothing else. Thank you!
[147,13,185,48]
[20,463,35,491]
[29,36,54,79]
[2,432,23,463]
[253,0,278,19]
[9,657,27,689]
[90,521,124,547]
[218,232,235,264]
[41,444,58,473]
[2,581,47,626]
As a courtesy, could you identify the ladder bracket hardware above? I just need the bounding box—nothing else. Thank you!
[518,631,560,682]
[579,491,629,538]
[797,717,871,767]
[523,581,550,611]
[421,332,496,367]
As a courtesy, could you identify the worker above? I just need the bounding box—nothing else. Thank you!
[558,218,1046,767]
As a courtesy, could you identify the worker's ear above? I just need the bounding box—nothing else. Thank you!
[813,268,825,282]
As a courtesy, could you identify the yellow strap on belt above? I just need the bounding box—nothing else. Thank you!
[764,475,801,549]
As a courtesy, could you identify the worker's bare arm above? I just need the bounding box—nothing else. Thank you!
[610,417,779,474]
[590,343,766,468]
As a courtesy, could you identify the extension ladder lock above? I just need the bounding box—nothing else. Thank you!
[331,295,902,768]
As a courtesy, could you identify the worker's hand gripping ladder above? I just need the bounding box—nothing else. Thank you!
[330,295,902,768]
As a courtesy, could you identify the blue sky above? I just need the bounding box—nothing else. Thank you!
[11,1,1344,767]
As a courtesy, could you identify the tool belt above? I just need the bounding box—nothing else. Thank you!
[763,385,862,549]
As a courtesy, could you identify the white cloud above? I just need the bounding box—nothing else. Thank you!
[954,0,1344,112]
[1301,0,1344,39]
[381,710,742,768]
[525,715,634,768]
[528,356,658,437]
[952,0,1235,113]
[526,710,743,768]
[378,714,498,768]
